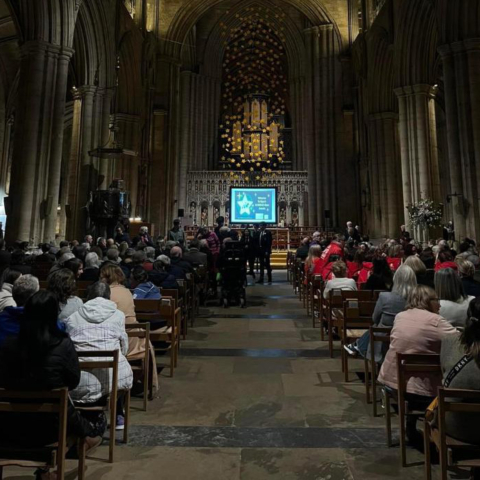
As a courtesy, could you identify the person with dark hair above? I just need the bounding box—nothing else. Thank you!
[167,219,186,248]
[115,226,131,246]
[0,291,102,473]
[435,250,458,272]
[435,267,474,329]
[0,275,39,346]
[35,243,56,264]
[364,257,393,291]
[257,222,273,284]
[295,237,310,261]
[214,216,225,239]
[440,297,480,445]
[131,266,161,300]
[47,269,83,321]
[63,257,84,279]
[10,249,31,275]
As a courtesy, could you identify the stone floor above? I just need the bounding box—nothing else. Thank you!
[6,271,445,479]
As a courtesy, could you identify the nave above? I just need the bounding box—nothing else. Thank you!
[8,272,427,480]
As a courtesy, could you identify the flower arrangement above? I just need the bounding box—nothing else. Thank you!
[407,199,443,229]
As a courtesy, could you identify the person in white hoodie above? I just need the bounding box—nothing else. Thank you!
[0,269,22,312]
[63,281,133,429]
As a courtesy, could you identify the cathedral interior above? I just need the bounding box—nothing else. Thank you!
[2,1,480,479]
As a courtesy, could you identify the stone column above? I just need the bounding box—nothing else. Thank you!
[98,89,114,189]
[42,46,75,242]
[439,40,480,240]
[69,85,97,241]
[7,41,65,244]
[395,85,441,227]
[178,71,194,213]
[367,113,402,237]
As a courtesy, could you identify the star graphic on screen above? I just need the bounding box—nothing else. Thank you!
[238,194,253,215]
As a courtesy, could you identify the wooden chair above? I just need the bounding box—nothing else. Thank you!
[341,299,376,382]
[425,387,480,480]
[134,299,180,377]
[389,353,441,467]
[364,326,391,416]
[0,388,69,480]
[160,288,185,340]
[310,275,324,329]
[326,290,373,358]
[185,272,196,325]
[76,350,130,475]
[125,323,151,410]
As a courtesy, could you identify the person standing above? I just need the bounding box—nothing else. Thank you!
[257,222,273,284]
[167,219,185,248]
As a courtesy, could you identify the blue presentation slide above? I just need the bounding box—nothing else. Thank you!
[230,188,277,224]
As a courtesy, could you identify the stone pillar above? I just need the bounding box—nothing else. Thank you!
[6,41,68,244]
[42,46,75,243]
[395,85,441,227]
[367,113,402,238]
[69,85,97,241]
[439,40,480,240]
[98,89,114,189]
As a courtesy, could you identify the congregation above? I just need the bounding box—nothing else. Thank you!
[292,222,480,478]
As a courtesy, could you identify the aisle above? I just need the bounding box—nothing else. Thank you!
[7,272,426,480]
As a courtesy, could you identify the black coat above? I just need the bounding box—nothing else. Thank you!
[148,271,179,289]
[258,230,273,254]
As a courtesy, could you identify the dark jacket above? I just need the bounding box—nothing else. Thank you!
[183,249,208,267]
[9,263,31,275]
[79,267,100,282]
[148,271,179,289]
[115,233,131,246]
[132,234,154,247]
[0,306,24,347]
[170,257,193,274]
[461,277,480,298]
[258,229,273,254]
[295,245,310,260]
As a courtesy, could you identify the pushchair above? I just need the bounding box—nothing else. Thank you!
[219,241,247,308]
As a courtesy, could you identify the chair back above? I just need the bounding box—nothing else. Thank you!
[343,299,376,326]
[0,388,69,478]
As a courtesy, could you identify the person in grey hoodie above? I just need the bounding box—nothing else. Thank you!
[63,281,133,427]
[0,269,22,312]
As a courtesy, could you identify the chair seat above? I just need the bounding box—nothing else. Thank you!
[152,326,172,334]
[430,428,480,466]
[346,328,368,339]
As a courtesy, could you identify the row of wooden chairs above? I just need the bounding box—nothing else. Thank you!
[287,251,480,479]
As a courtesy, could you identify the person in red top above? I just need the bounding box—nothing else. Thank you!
[317,235,345,274]
[435,250,458,272]
[347,250,364,280]
[357,261,374,288]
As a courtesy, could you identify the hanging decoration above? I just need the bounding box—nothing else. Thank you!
[219,6,289,183]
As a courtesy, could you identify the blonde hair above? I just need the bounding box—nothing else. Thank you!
[456,257,475,278]
[391,265,417,299]
[404,255,426,276]
[100,264,126,285]
[406,285,437,312]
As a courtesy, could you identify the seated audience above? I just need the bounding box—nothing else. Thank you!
[404,254,434,288]
[80,252,101,281]
[131,266,161,300]
[435,250,458,272]
[64,282,133,427]
[0,291,101,471]
[0,269,21,312]
[456,257,480,297]
[115,226,131,246]
[295,237,310,260]
[0,239,11,275]
[347,249,364,280]
[364,257,393,291]
[183,240,208,267]
[345,265,417,358]
[10,250,32,275]
[47,269,83,321]
[149,257,179,289]
[170,246,193,275]
[144,247,156,271]
[132,226,154,247]
[419,247,435,269]
[458,240,480,267]
[63,257,84,279]
[0,275,39,346]
[440,297,480,445]
[304,245,322,277]
[378,285,457,444]
[436,267,474,329]
[323,261,357,299]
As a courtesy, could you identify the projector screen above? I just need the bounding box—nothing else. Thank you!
[230,187,277,225]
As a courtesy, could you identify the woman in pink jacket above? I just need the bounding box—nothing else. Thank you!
[378,285,457,445]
